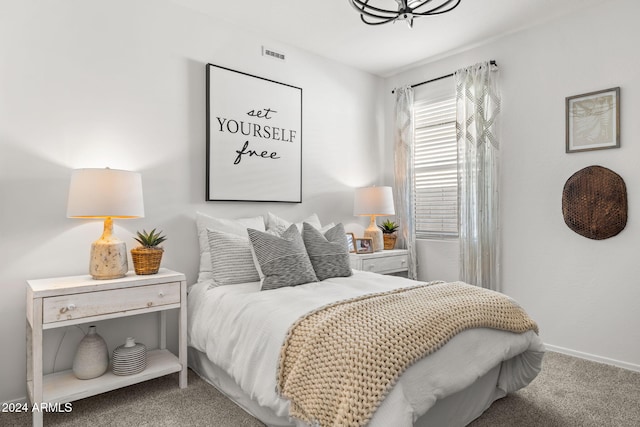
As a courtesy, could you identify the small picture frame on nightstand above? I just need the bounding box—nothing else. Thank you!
[346,233,356,253]
[355,238,374,254]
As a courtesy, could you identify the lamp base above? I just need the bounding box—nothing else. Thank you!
[89,217,128,280]
[90,240,128,279]
[364,216,384,252]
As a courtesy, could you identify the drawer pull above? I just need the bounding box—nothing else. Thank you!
[158,291,165,298]
[147,302,153,307]
[59,304,76,314]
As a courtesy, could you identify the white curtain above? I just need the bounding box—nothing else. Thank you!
[454,62,501,291]
[393,86,417,280]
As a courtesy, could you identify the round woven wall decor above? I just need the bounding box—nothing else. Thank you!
[562,165,627,240]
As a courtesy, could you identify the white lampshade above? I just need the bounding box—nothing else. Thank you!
[353,186,395,252]
[353,186,395,217]
[67,168,145,219]
[67,168,144,280]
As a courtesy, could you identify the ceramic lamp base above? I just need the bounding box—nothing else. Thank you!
[364,216,383,252]
[90,217,128,280]
[90,240,127,279]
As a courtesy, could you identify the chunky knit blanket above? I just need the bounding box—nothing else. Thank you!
[277,281,539,427]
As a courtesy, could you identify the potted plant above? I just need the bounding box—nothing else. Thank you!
[378,220,399,250]
[131,228,167,275]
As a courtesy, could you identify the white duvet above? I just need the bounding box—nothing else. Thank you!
[188,271,545,427]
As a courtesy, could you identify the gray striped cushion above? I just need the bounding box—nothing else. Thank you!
[206,229,260,286]
[302,222,353,281]
[248,225,318,291]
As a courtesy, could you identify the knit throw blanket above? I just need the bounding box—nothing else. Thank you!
[277,281,539,427]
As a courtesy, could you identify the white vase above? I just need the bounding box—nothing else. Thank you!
[72,326,109,380]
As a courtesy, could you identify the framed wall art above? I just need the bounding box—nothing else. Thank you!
[206,63,302,202]
[566,87,620,153]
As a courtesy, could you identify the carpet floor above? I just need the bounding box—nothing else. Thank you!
[2,351,639,426]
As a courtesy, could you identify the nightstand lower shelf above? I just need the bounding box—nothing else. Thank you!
[27,349,182,405]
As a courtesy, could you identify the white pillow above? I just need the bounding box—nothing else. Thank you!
[196,212,265,283]
[266,212,323,234]
[319,222,336,233]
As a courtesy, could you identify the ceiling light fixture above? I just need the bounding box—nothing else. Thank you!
[348,0,461,28]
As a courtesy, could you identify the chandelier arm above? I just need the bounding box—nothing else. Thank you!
[412,0,461,15]
[358,10,404,20]
[360,11,401,20]
[355,9,403,21]
[360,14,401,25]
[349,0,406,18]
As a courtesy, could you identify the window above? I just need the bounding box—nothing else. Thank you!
[413,78,458,238]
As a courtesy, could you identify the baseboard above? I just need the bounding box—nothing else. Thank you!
[545,343,640,373]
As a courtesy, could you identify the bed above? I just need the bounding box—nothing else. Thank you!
[187,212,545,427]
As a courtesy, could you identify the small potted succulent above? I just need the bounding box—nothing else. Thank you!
[378,220,399,250]
[131,228,167,275]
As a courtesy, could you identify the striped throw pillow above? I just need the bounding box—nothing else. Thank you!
[248,224,318,291]
[206,229,260,286]
[302,222,353,281]
[196,212,265,283]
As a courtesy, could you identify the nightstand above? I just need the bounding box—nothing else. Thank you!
[26,268,187,427]
[349,249,409,275]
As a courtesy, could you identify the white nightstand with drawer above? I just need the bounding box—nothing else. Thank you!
[349,249,409,276]
[26,268,187,427]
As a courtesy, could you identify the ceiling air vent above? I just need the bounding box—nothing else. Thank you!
[262,46,286,61]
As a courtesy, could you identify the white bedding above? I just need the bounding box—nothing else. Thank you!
[188,271,545,426]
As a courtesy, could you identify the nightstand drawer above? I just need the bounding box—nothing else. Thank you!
[361,254,408,274]
[42,282,180,324]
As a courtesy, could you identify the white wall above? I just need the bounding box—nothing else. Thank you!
[0,0,383,402]
[385,0,640,370]
[415,239,459,283]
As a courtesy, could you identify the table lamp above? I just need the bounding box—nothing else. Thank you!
[353,186,395,252]
[67,168,144,280]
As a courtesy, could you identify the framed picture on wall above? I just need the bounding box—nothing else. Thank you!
[206,63,303,202]
[355,238,374,254]
[566,87,620,153]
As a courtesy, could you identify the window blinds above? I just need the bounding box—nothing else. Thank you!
[413,84,458,238]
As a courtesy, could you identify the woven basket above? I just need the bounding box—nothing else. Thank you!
[131,248,164,275]
[562,165,627,240]
[383,234,397,250]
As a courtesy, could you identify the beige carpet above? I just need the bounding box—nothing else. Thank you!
[2,352,639,426]
[469,351,640,427]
